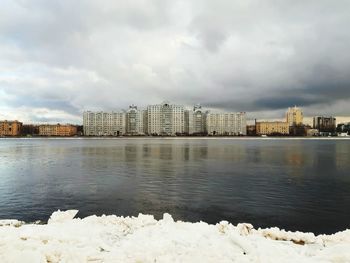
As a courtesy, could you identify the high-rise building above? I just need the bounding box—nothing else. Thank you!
[206,112,246,135]
[0,120,22,136]
[256,121,289,135]
[147,102,185,135]
[186,104,207,135]
[83,103,247,136]
[126,105,145,135]
[83,111,126,136]
[313,116,336,133]
[286,106,303,126]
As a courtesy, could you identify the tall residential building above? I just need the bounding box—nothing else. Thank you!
[147,102,185,135]
[142,110,148,135]
[206,112,246,135]
[126,105,145,135]
[39,124,77,136]
[313,116,336,133]
[286,106,303,126]
[256,121,289,135]
[186,104,207,135]
[83,111,126,136]
[0,120,22,136]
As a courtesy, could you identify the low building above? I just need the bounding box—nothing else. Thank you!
[336,123,350,135]
[0,120,22,136]
[306,129,319,137]
[39,124,78,136]
[256,121,289,135]
[206,112,246,136]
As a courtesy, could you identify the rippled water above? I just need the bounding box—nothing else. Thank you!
[0,138,349,234]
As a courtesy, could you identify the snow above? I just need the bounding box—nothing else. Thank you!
[0,210,349,263]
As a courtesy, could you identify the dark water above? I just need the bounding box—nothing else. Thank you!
[0,138,349,234]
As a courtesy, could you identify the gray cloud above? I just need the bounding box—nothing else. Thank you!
[0,0,350,123]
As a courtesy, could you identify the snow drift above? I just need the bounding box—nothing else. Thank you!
[0,210,349,262]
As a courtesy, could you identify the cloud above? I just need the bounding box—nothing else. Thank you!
[0,0,350,123]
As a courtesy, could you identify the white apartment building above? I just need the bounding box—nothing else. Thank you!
[206,112,247,135]
[185,104,207,135]
[83,111,126,136]
[126,105,145,135]
[147,102,185,135]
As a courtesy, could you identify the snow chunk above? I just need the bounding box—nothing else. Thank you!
[0,210,349,262]
[48,210,79,224]
[0,220,24,227]
[162,213,174,223]
[257,227,317,245]
[237,223,254,236]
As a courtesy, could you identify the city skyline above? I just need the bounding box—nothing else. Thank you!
[1,1,350,124]
[1,103,349,136]
[1,102,349,126]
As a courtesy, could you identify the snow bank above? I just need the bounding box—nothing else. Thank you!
[0,210,349,263]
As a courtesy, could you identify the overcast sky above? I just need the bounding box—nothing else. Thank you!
[1,0,350,124]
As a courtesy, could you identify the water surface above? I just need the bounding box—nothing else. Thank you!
[0,138,349,234]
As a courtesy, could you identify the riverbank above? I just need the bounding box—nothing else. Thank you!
[0,210,349,262]
[1,136,350,140]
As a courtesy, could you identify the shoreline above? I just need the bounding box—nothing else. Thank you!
[1,136,350,140]
[1,210,349,262]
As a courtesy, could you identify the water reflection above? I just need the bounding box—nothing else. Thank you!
[336,142,350,170]
[0,138,349,234]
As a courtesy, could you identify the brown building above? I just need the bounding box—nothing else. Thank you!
[39,124,78,137]
[0,120,22,136]
[256,121,289,135]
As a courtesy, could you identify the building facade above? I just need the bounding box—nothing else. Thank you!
[206,112,246,135]
[256,121,289,135]
[186,104,207,135]
[126,105,145,135]
[286,106,303,126]
[313,116,336,133]
[0,120,22,136]
[147,102,185,135]
[83,111,126,136]
[39,124,77,136]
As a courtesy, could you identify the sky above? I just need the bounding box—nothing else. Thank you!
[1,0,350,124]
